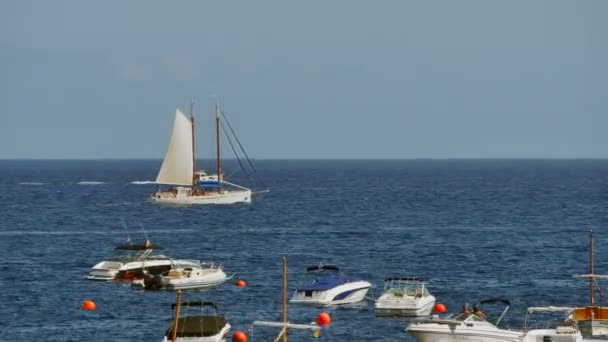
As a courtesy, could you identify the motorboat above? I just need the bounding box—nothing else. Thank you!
[116,257,201,282]
[523,306,582,342]
[248,257,326,341]
[139,262,227,290]
[84,241,167,281]
[374,277,436,316]
[570,231,608,337]
[289,264,371,306]
[164,299,230,342]
[406,298,524,342]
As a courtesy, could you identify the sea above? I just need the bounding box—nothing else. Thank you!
[1,159,608,341]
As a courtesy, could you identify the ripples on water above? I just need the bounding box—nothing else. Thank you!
[1,159,608,341]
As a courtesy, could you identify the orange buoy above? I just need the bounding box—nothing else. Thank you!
[234,279,246,287]
[316,312,331,326]
[82,299,96,310]
[434,303,447,313]
[232,330,247,342]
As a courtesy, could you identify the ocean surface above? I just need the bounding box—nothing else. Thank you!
[1,159,608,341]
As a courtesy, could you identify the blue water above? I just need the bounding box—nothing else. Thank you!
[1,159,608,341]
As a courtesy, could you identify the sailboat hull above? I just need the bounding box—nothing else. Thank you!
[151,189,252,205]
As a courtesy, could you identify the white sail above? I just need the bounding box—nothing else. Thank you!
[155,109,193,186]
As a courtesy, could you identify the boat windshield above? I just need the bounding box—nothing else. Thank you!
[386,286,430,297]
[446,313,487,322]
[110,249,154,262]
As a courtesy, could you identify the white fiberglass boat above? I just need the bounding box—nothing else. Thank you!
[152,101,261,205]
[163,300,230,342]
[290,264,371,306]
[116,258,200,282]
[523,306,582,342]
[375,277,436,316]
[84,241,166,281]
[406,298,523,342]
[141,262,227,290]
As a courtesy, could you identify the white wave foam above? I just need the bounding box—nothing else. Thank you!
[77,181,106,185]
[130,180,155,185]
[19,182,46,185]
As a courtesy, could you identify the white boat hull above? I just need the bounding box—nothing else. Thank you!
[576,319,608,337]
[290,281,371,306]
[375,294,436,316]
[524,328,582,342]
[163,269,228,290]
[151,190,252,205]
[407,321,524,342]
[84,261,123,281]
[162,323,230,342]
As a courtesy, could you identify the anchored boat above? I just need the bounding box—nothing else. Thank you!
[571,230,608,337]
[164,294,231,342]
[374,277,436,316]
[84,241,168,281]
[152,100,262,205]
[290,264,371,306]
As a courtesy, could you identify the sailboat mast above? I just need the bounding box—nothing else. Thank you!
[215,102,221,192]
[283,256,288,342]
[190,101,196,188]
[590,230,595,305]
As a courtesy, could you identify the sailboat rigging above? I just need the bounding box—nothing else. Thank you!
[151,100,259,205]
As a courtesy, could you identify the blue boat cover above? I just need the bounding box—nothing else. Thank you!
[296,274,355,291]
[196,180,221,188]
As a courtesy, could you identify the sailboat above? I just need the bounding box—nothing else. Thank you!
[571,230,608,337]
[151,101,253,205]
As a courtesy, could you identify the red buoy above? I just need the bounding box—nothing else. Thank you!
[82,299,96,310]
[316,312,331,326]
[434,303,447,313]
[232,331,247,342]
[234,279,246,287]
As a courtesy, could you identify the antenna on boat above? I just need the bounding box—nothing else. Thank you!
[215,97,222,193]
[171,290,182,342]
[120,216,132,245]
[137,221,150,244]
[590,230,595,306]
[190,100,196,188]
[283,256,288,342]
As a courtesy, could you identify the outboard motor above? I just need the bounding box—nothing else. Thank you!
[143,273,164,290]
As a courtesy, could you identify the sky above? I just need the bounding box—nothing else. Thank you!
[0,1,606,159]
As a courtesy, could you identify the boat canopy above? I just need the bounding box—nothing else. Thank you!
[384,277,426,282]
[296,274,354,291]
[527,306,574,313]
[479,298,511,306]
[306,264,340,273]
[114,244,163,251]
[196,180,222,188]
[165,316,227,338]
[172,301,219,310]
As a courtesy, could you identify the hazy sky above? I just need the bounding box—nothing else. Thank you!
[1,1,606,158]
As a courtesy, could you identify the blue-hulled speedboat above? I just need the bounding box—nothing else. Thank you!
[290,264,371,306]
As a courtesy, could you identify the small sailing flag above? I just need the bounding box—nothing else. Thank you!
[313,329,320,338]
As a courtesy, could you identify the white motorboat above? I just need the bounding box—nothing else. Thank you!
[290,264,371,306]
[116,257,201,282]
[151,101,261,205]
[375,277,436,316]
[84,241,167,281]
[523,306,582,342]
[406,298,524,342]
[163,299,231,342]
[141,262,227,290]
